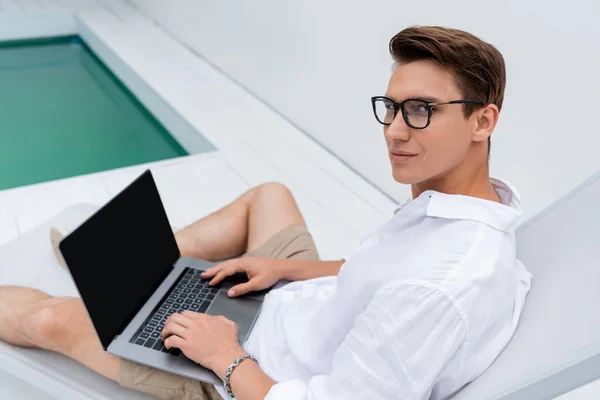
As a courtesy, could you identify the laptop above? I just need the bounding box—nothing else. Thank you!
[58,169,264,385]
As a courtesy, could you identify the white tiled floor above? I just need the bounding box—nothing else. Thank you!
[0,153,251,242]
[0,152,372,261]
[0,201,19,246]
[0,0,95,13]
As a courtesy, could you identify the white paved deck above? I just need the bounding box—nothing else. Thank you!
[0,0,394,398]
[0,0,596,399]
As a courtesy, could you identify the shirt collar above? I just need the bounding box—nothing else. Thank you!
[395,178,523,233]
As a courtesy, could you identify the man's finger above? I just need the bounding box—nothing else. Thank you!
[161,321,188,341]
[209,270,228,286]
[183,310,209,321]
[164,335,185,350]
[207,258,248,285]
[201,264,223,279]
[166,312,191,329]
[228,281,256,297]
[182,310,204,319]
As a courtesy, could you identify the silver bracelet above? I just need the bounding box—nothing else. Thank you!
[223,353,258,397]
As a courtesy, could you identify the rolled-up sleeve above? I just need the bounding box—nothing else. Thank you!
[265,282,468,400]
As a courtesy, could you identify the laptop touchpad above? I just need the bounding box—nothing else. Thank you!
[206,292,261,340]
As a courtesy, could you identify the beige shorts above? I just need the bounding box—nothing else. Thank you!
[119,224,319,400]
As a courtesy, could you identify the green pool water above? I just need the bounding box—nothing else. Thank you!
[0,36,213,191]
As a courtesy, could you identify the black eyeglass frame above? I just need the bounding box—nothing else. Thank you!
[371,96,486,129]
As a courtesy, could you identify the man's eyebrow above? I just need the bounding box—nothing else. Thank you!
[384,94,441,103]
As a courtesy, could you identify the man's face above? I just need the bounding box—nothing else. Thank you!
[384,60,478,185]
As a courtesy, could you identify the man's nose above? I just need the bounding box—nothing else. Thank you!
[384,112,411,142]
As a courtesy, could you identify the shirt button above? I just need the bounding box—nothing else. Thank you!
[405,198,412,204]
[377,233,384,241]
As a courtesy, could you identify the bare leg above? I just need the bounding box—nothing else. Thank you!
[175,182,306,260]
[0,286,120,382]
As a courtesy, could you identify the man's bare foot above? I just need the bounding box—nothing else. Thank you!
[50,227,69,270]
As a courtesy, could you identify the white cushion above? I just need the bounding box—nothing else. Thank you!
[0,204,152,399]
[451,174,600,399]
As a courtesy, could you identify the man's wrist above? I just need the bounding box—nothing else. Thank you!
[280,259,344,281]
[209,346,247,380]
[223,353,259,398]
[278,259,295,281]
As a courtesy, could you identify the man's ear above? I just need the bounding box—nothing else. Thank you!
[472,104,499,143]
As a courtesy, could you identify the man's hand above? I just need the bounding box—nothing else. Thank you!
[201,256,283,297]
[161,310,244,375]
[162,311,277,399]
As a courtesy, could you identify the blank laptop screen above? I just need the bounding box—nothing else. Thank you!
[59,170,180,349]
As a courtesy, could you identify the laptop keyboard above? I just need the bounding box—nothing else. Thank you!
[129,267,220,355]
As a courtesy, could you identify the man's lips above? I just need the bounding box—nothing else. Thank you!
[390,151,417,156]
[390,151,417,163]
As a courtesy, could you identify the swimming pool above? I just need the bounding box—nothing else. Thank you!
[0,36,215,191]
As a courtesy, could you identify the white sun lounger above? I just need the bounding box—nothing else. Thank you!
[450,171,600,399]
[1,169,600,399]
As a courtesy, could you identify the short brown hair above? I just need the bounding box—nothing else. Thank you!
[389,26,506,156]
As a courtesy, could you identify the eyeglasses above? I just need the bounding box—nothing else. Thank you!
[371,96,485,129]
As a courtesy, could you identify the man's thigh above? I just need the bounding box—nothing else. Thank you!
[245,223,320,261]
[120,360,222,400]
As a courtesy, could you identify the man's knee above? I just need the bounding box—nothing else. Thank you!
[240,181,293,208]
[32,305,62,343]
[28,298,82,351]
[254,181,294,203]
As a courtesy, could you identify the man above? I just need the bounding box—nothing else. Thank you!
[0,26,531,399]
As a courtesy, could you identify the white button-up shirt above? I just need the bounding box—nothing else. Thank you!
[216,178,532,400]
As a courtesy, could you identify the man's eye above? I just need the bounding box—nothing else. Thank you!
[408,103,429,114]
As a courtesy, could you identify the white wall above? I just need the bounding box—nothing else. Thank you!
[129,0,600,220]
